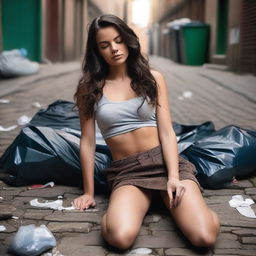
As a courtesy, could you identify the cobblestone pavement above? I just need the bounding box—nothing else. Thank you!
[0,56,256,256]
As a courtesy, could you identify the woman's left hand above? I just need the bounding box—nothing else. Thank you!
[167,178,186,208]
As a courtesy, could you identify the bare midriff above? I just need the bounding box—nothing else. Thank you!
[105,126,161,161]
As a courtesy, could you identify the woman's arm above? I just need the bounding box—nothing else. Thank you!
[73,111,96,210]
[152,70,185,208]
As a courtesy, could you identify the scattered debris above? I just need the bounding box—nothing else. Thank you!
[0,125,17,132]
[28,181,55,190]
[32,102,42,108]
[8,224,56,255]
[0,225,6,232]
[17,115,32,125]
[229,195,256,218]
[30,199,75,211]
[0,99,10,103]
[127,248,152,255]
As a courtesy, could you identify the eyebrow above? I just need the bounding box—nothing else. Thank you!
[98,35,121,44]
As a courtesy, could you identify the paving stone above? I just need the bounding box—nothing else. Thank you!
[203,189,246,197]
[241,244,256,250]
[56,231,104,250]
[231,229,256,236]
[134,231,184,248]
[19,187,73,198]
[47,222,93,233]
[241,237,256,244]
[23,209,53,220]
[244,188,256,195]
[0,221,17,233]
[214,233,240,249]
[44,211,102,224]
[0,190,20,196]
[165,247,211,256]
[149,216,176,231]
[143,214,162,224]
[225,179,253,189]
[0,205,16,220]
[221,219,256,228]
[214,248,256,255]
[56,245,106,256]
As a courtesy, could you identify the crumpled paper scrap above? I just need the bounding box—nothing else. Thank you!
[229,195,256,218]
[30,199,75,211]
[0,225,6,232]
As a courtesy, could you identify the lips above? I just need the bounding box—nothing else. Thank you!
[112,54,122,59]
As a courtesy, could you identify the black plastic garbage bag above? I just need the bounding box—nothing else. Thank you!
[0,126,110,191]
[29,100,80,131]
[173,121,215,153]
[183,125,256,189]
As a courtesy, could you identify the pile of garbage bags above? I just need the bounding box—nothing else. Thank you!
[0,48,39,77]
[0,100,255,190]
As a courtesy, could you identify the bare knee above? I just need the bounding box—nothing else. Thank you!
[191,230,217,247]
[190,214,220,248]
[101,215,137,250]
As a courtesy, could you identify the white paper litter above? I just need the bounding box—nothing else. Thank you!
[127,248,152,255]
[182,91,193,98]
[0,196,3,200]
[229,195,256,218]
[0,225,6,232]
[32,102,41,108]
[0,125,17,131]
[30,199,75,211]
[0,99,10,103]
[17,115,31,125]
[12,216,19,219]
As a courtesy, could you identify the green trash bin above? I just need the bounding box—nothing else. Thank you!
[179,22,210,66]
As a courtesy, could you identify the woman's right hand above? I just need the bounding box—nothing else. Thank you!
[72,194,96,210]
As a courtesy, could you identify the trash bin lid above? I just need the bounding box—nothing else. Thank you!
[182,21,210,27]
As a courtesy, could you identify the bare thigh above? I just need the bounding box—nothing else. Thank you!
[160,180,220,247]
[101,185,152,249]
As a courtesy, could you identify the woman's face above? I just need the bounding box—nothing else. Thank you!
[96,26,129,66]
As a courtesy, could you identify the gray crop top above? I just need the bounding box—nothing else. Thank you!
[94,94,157,139]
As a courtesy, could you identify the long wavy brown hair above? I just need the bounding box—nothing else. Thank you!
[74,14,158,119]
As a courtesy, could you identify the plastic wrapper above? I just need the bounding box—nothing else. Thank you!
[8,224,56,256]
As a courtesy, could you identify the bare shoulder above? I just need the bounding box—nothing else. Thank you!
[150,69,167,92]
[150,69,164,81]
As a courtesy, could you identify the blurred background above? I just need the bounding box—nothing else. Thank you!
[0,0,255,75]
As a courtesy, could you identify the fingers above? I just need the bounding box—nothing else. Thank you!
[73,195,96,211]
[173,185,185,207]
[168,190,174,208]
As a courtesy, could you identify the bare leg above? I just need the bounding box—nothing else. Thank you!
[101,185,152,250]
[160,180,220,247]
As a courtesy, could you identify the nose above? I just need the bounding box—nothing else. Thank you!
[110,42,118,53]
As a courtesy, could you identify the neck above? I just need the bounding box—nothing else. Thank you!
[108,63,128,81]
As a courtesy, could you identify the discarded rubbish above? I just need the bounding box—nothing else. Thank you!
[0,225,6,232]
[0,49,39,77]
[229,195,256,218]
[17,115,32,126]
[28,181,54,190]
[127,248,152,255]
[0,99,10,103]
[8,224,56,256]
[0,125,17,132]
[12,216,19,220]
[184,125,256,189]
[0,196,3,200]
[32,102,42,108]
[30,198,75,211]
[182,91,193,98]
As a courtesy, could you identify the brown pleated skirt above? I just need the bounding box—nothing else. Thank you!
[103,145,203,192]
